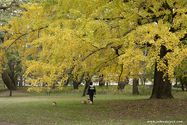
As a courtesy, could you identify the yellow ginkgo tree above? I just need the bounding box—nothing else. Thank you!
[0,0,187,99]
[0,0,29,96]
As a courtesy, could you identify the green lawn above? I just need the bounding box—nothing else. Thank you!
[0,86,187,125]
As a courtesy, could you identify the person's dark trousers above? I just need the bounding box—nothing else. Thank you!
[89,94,94,103]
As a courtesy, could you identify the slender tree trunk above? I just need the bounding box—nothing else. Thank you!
[174,78,178,87]
[143,78,146,85]
[180,77,184,91]
[133,78,139,95]
[150,45,174,99]
[64,78,69,86]
[185,77,187,92]
[10,85,12,96]
[99,74,105,86]
[52,83,55,89]
[82,78,91,97]
[23,76,25,86]
[19,76,23,87]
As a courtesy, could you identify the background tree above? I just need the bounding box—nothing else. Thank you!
[133,78,139,95]
[174,58,187,91]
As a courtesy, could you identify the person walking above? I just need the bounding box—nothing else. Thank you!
[88,82,96,104]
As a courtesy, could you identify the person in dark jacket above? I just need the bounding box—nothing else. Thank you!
[88,82,96,104]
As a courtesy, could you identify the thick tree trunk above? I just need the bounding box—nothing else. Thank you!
[1,71,16,90]
[150,45,174,99]
[7,64,18,89]
[118,79,127,91]
[133,78,139,95]
[73,80,80,90]
[73,74,84,90]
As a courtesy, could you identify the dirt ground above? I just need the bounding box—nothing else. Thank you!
[0,90,31,97]
[0,122,17,125]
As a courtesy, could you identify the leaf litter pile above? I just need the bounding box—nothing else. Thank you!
[81,99,187,122]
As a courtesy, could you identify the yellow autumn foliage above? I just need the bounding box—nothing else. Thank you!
[0,0,187,92]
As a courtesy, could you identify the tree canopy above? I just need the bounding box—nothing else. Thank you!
[0,0,187,96]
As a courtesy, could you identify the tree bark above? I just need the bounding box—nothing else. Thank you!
[150,45,174,99]
[180,77,185,91]
[185,76,187,92]
[99,74,105,86]
[52,83,56,89]
[73,74,84,90]
[1,71,16,90]
[73,80,79,90]
[10,87,12,96]
[143,78,146,85]
[133,78,139,95]
[0,33,4,43]
[82,78,91,97]
[2,71,16,96]
[64,78,69,86]
[118,79,128,91]
[174,78,178,87]
[19,76,23,87]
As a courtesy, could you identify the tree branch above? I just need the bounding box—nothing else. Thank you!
[76,34,99,49]
[123,28,134,37]
[0,20,8,23]
[5,26,48,50]
[81,42,113,61]
[0,0,17,11]
[180,33,187,41]
[94,16,125,21]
